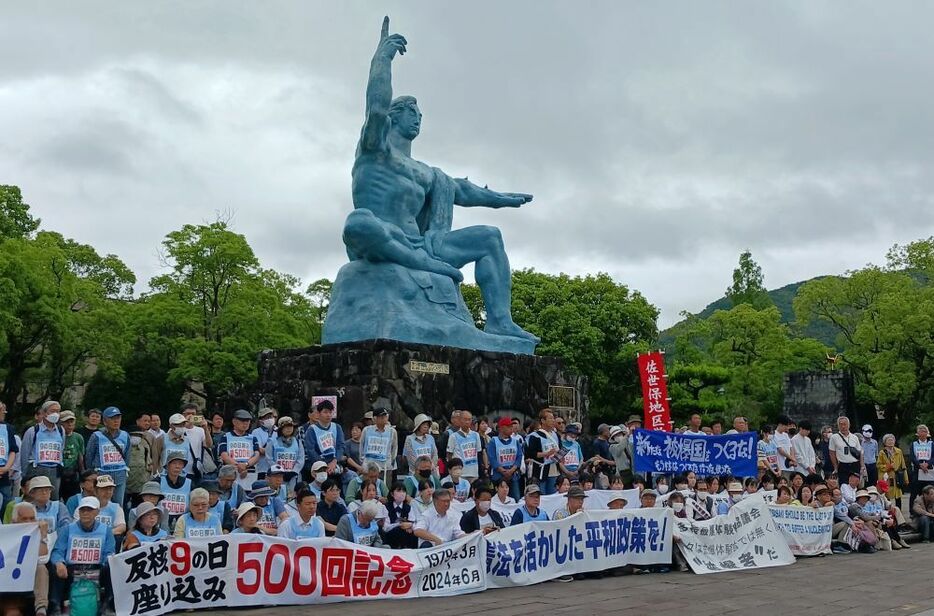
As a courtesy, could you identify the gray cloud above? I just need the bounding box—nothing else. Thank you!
[2,1,933,327]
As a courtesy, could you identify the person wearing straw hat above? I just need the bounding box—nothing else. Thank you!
[124,501,169,550]
[403,413,438,473]
[127,480,168,533]
[27,475,71,531]
[231,501,264,534]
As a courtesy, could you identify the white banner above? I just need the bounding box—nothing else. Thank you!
[0,523,40,593]
[485,508,672,587]
[674,494,795,574]
[110,533,485,616]
[452,489,641,522]
[768,505,833,556]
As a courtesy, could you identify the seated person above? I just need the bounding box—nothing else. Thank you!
[414,489,465,547]
[124,502,169,550]
[278,489,326,539]
[173,488,223,539]
[232,502,265,534]
[460,481,505,533]
[49,497,116,615]
[510,484,549,525]
[316,479,348,536]
[335,500,384,547]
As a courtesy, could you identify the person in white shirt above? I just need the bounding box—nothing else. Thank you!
[682,414,705,436]
[413,489,465,547]
[278,489,325,539]
[791,420,817,476]
[773,415,797,479]
[829,416,862,483]
[180,403,212,476]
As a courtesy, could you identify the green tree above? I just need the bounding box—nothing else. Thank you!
[726,250,772,309]
[136,221,318,410]
[306,278,332,338]
[0,185,41,240]
[465,270,659,421]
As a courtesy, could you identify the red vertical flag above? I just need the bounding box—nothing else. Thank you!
[637,351,672,431]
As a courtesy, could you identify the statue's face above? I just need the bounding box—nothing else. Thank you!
[392,103,421,140]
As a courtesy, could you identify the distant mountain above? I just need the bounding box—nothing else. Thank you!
[659,277,841,350]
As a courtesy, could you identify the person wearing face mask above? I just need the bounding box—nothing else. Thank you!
[560,424,584,481]
[608,425,633,487]
[757,425,780,477]
[20,400,66,501]
[716,481,746,515]
[666,492,691,572]
[689,479,714,520]
[405,455,441,497]
[859,424,879,489]
[307,461,332,499]
[655,477,670,497]
[161,414,195,476]
[251,407,278,479]
[382,481,418,548]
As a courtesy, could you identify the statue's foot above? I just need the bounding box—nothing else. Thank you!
[485,320,541,343]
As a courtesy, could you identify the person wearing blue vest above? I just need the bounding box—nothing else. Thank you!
[268,416,305,484]
[488,418,523,500]
[0,401,20,516]
[335,499,383,547]
[278,488,326,539]
[161,414,195,476]
[218,410,262,491]
[303,400,346,480]
[93,474,127,540]
[405,455,441,497]
[403,414,438,474]
[510,483,550,526]
[160,452,193,531]
[123,501,169,550]
[50,496,116,616]
[20,400,66,501]
[360,407,397,480]
[28,475,71,531]
[173,487,223,538]
[202,480,234,532]
[561,424,585,481]
[217,464,245,513]
[249,480,289,535]
[446,410,485,481]
[251,407,278,478]
[232,501,264,534]
[85,406,131,509]
[66,470,99,516]
[441,458,470,502]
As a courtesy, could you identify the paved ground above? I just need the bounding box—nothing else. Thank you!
[222,544,934,616]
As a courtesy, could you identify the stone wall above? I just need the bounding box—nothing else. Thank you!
[782,370,854,428]
[252,339,588,430]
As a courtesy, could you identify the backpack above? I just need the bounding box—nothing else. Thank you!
[126,432,153,493]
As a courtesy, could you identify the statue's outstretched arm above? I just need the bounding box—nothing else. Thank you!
[359,17,407,153]
[453,177,533,209]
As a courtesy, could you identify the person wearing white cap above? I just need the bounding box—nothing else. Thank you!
[403,413,438,474]
[20,400,66,501]
[860,424,879,488]
[29,475,71,531]
[123,501,169,550]
[85,406,131,509]
[161,413,195,476]
[219,410,261,491]
[50,496,116,615]
[93,474,126,538]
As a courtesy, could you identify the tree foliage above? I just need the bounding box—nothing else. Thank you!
[726,250,772,309]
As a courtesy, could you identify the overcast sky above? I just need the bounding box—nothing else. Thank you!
[2,2,933,327]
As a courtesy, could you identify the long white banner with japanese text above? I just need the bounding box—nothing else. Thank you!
[674,494,796,574]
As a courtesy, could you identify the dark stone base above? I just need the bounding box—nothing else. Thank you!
[255,339,588,429]
[783,370,854,429]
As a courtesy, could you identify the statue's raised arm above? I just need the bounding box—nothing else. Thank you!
[358,17,407,155]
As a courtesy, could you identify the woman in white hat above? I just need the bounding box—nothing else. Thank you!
[403,413,438,473]
[124,502,168,550]
[232,502,264,534]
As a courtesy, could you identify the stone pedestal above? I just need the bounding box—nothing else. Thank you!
[254,339,587,429]
[783,370,854,428]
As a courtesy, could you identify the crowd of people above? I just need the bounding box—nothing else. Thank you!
[1,399,933,615]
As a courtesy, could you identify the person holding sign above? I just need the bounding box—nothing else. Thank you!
[50,496,116,616]
[360,408,398,483]
[218,410,262,491]
[20,401,65,501]
[85,407,131,509]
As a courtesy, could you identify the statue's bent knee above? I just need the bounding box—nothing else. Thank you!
[343,209,385,256]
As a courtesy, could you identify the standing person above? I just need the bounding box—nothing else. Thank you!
[20,401,65,500]
[774,415,797,479]
[683,414,704,436]
[78,408,102,442]
[218,409,261,490]
[303,400,346,484]
[268,416,305,488]
[250,407,278,479]
[446,410,484,482]
[59,411,85,502]
[360,408,397,485]
[85,406,131,509]
[910,424,934,512]
[487,418,522,501]
[209,412,226,440]
[148,414,165,440]
[817,425,833,477]
[757,425,780,477]
[437,410,462,467]
[726,415,748,435]
[160,414,194,475]
[877,433,909,508]
[525,409,561,495]
[126,414,157,508]
[0,401,20,515]
[791,420,817,477]
[560,424,584,481]
[609,424,634,486]
[860,424,879,488]
[180,403,213,476]
[829,416,862,485]
[343,422,365,478]
[403,413,438,473]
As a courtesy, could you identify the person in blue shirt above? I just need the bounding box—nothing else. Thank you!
[20,401,66,501]
[50,496,116,615]
[85,406,131,509]
[510,483,549,526]
[560,424,585,481]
